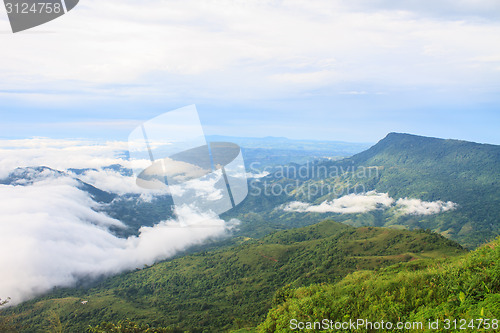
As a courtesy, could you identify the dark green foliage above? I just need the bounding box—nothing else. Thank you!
[316,133,500,248]
[104,194,174,237]
[0,221,465,332]
[88,319,179,333]
[259,237,500,332]
[0,298,16,333]
[228,133,500,249]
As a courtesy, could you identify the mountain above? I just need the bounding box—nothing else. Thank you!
[206,135,372,168]
[0,166,116,203]
[206,135,371,153]
[1,132,498,332]
[0,166,175,238]
[226,133,500,249]
[0,220,465,332]
[259,236,500,332]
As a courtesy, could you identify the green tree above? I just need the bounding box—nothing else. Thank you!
[88,319,179,333]
[0,297,16,333]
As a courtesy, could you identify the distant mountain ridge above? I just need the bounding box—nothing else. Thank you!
[0,166,116,203]
[0,132,498,332]
[227,132,500,248]
[0,220,465,332]
[206,135,372,153]
[3,133,497,248]
[335,133,500,248]
[0,166,174,238]
[207,135,372,168]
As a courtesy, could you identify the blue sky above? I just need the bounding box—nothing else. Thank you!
[1,0,499,144]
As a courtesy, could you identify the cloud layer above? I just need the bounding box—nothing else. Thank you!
[1,0,499,101]
[1,1,499,144]
[0,139,237,304]
[282,191,457,215]
[0,175,233,304]
[0,138,130,179]
[283,191,394,214]
[396,197,458,215]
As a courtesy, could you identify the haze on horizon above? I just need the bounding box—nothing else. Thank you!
[0,0,499,144]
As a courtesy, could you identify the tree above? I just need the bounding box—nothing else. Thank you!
[0,297,16,332]
[88,319,179,333]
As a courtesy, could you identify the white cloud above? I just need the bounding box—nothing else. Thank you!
[0,138,239,304]
[73,168,165,195]
[0,138,163,195]
[0,175,233,305]
[396,197,458,215]
[0,138,130,179]
[247,171,270,179]
[282,191,458,216]
[282,191,394,213]
[0,0,499,102]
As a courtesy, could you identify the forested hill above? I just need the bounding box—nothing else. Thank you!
[348,132,499,166]
[259,236,500,332]
[0,220,465,332]
[329,133,500,248]
[311,133,500,201]
[344,133,500,196]
[230,133,500,248]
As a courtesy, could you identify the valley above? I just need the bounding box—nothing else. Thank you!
[1,132,499,332]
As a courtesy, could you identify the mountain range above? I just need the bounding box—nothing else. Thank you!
[1,221,466,332]
[0,132,499,332]
[225,132,500,249]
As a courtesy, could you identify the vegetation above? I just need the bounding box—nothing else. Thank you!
[0,297,16,333]
[225,133,500,249]
[0,221,465,332]
[2,133,498,332]
[88,319,176,333]
[259,237,500,332]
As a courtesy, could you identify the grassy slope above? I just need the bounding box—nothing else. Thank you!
[1,221,464,332]
[259,237,500,332]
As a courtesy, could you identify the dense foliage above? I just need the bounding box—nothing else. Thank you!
[89,319,177,333]
[0,298,16,333]
[226,133,500,248]
[0,221,464,332]
[259,237,500,332]
[2,133,498,332]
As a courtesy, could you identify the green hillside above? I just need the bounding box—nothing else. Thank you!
[259,236,500,332]
[226,133,500,248]
[0,221,464,332]
[1,133,498,332]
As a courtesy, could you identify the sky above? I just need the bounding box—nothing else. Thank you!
[1,0,499,304]
[0,0,499,144]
